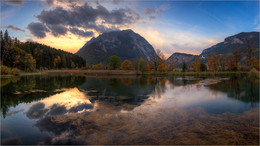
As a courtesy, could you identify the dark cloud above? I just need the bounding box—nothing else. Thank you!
[28,2,140,38]
[48,25,68,37]
[27,22,49,38]
[4,0,25,6]
[70,28,94,37]
[1,25,25,32]
[112,0,124,5]
[26,102,48,119]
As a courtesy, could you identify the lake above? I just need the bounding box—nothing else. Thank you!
[1,75,259,145]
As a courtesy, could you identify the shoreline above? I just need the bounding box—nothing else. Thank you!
[0,70,250,77]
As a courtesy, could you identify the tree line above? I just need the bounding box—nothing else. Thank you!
[1,30,86,74]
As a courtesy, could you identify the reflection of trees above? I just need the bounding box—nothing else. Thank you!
[1,76,86,118]
[79,77,155,110]
[208,77,259,104]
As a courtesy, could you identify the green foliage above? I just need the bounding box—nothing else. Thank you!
[182,62,187,72]
[0,30,86,71]
[1,65,12,75]
[108,55,121,70]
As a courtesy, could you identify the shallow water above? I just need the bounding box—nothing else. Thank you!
[1,75,259,145]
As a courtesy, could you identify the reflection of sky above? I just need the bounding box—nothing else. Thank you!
[132,80,258,115]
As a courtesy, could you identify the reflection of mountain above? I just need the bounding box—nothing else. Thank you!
[207,77,259,103]
[78,77,156,110]
[1,76,86,117]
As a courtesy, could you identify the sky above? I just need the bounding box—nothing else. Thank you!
[1,0,259,58]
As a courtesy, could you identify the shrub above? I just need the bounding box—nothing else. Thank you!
[1,65,12,75]
[11,68,21,76]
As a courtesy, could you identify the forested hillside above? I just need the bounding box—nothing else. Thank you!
[1,30,86,71]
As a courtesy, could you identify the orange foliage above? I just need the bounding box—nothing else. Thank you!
[147,60,155,72]
[157,62,167,72]
[192,57,201,72]
[120,60,132,70]
[207,53,217,72]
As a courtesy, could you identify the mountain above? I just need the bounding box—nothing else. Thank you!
[166,52,197,64]
[75,29,157,65]
[199,31,259,62]
[166,52,198,67]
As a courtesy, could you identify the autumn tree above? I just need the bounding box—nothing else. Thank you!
[157,62,167,72]
[228,46,240,71]
[192,57,201,72]
[109,55,121,70]
[147,60,155,72]
[207,53,217,73]
[218,54,227,71]
[150,49,165,72]
[120,60,132,70]
[246,39,255,70]
[92,62,103,70]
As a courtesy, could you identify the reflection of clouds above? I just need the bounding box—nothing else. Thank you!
[47,104,67,116]
[26,103,48,119]
[6,109,24,117]
[40,88,94,112]
[68,103,93,113]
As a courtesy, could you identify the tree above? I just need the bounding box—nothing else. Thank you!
[147,60,155,72]
[246,39,254,70]
[200,63,207,72]
[109,55,121,70]
[120,60,132,70]
[167,59,178,71]
[182,62,187,72]
[218,54,227,71]
[24,54,36,71]
[85,62,90,69]
[92,62,103,70]
[135,57,147,74]
[150,49,165,72]
[229,46,240,71]
[192,57,201,72]
[157,62,167,72]
[207,53,217,73]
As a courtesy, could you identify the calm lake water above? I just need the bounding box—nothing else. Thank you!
[1,75,259,145]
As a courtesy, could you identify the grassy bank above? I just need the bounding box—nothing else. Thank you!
[0,69,253,77]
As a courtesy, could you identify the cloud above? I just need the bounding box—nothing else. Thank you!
[28,2,140,39]
[3,0,25,6]
[144,7,163,16]
[1,25,25,32]
[26,102,48,119]
[27,22,49,38]
[134,27,217,56]
[70,28,94,37]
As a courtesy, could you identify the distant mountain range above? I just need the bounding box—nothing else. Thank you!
[75,29,157,65]
[199,31,259,63]
[76,30,259,66]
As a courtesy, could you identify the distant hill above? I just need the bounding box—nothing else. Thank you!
[199,31,259,62]
[75,29,157,65]
[166,52,197,66]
